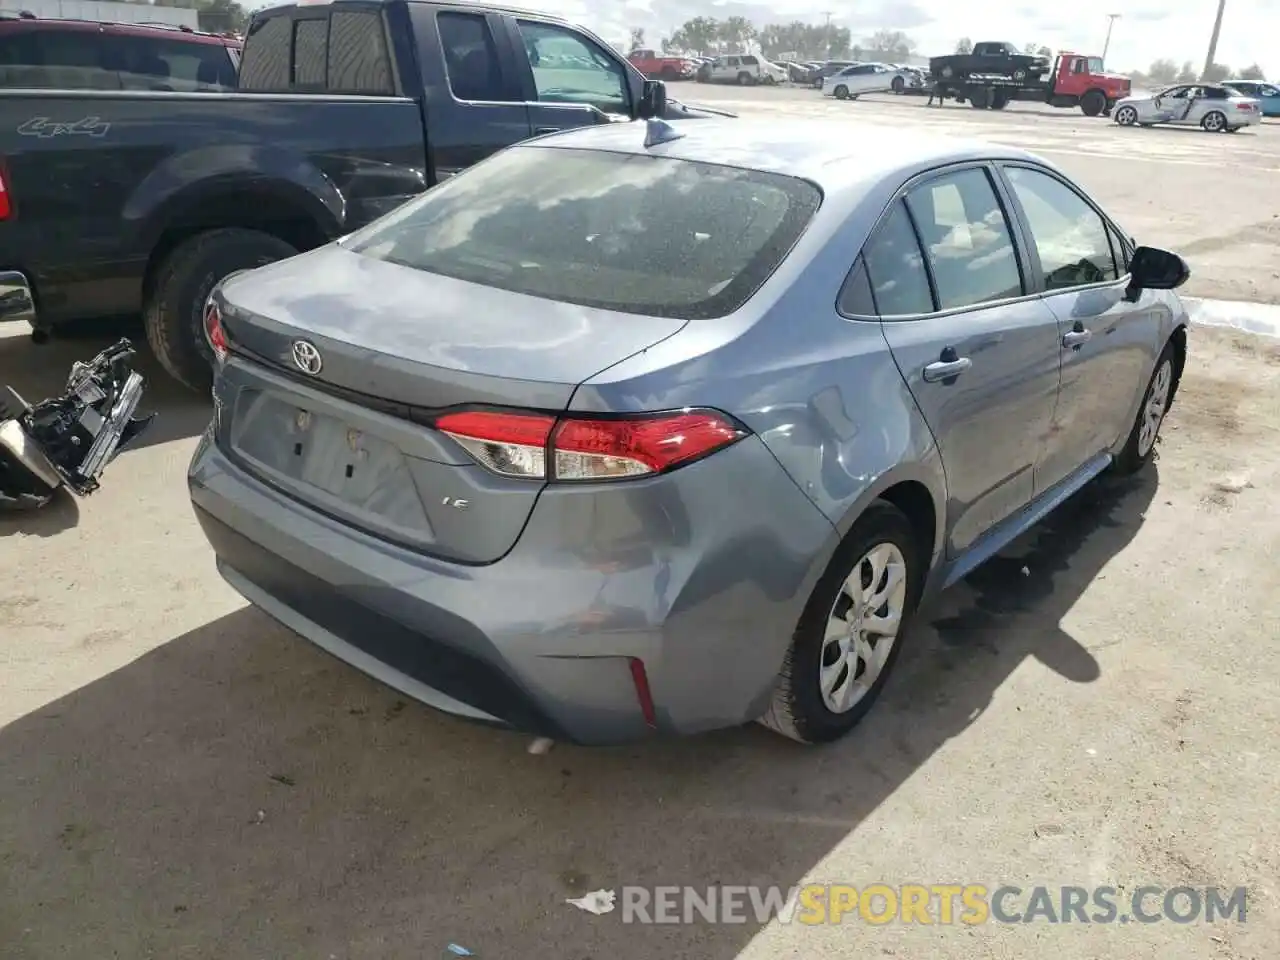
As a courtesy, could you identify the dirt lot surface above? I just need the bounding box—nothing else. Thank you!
[3,88,1280,960]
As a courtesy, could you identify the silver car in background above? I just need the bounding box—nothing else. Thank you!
[189,119,1190,746]
[1113,82,1262,132]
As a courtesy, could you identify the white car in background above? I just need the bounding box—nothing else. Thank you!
[1112,82,1262,132]
[821,62,903,99]
[705,54,788,85]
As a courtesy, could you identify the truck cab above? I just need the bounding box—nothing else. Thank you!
[1049,51,1131,115]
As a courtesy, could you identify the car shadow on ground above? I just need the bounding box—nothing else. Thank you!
[0,325,211,452]
[0,468,1158,959]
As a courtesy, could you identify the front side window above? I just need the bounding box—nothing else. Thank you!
[858,199,934,316]
[904,168,1023,310]
[517,20,627,115]
[1005,166,1117,290]
[741,55,758,65]
[343,146,821,320]
[1260,85,1279,96]
[437,11,508,102]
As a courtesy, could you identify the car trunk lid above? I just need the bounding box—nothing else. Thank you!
[214,245,688,563]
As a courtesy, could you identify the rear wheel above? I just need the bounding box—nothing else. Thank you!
[1115,104,1138,126]
[969,87,990,109]
[1201,110,1227,132]
[659,66,677,80]
[1081,89,1106,117]
[144,228,299,392]
[758,502,923,744]
[990,90,1009,110]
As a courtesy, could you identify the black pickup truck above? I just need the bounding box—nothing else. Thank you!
[0,0,724,390]
[929,41,1051,83]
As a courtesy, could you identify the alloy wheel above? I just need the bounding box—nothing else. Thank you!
[1137,359,1173,457]
[820,542,907,714]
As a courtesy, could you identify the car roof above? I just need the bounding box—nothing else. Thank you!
[0,17,240,45]
[533,119,1050,202]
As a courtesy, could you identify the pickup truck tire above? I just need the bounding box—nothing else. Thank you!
[1081,89,1106,117]
[737,71,753,85]
[969,87,990,109]
[990,90,1010,109]
[145,228,299,392]
[660,66,677,80]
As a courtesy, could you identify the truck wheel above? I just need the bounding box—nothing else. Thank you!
[969,87,990,109]
[1201,110,1227,132]
[737,71,753,85]
[660,66,677,80]
[144,228,299,392]
[834,84,849,99]
[990,90,1009,109]
[1081,89,1106,117]
[891,75,905,93]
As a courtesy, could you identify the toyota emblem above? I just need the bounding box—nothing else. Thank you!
[291,339,322,376]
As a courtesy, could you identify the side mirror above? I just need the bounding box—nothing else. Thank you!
[638,79,667,119]
[1128,245,1190,293]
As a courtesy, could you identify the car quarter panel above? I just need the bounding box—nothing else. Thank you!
[570,177,948,566]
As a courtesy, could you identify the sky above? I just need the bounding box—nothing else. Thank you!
[444,0,1279,77]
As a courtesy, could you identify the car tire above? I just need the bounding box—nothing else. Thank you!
[758,501,924,744]
[144,228,299,393]
[891,75,905,93]
[1111,343,1177,475]
[737,71,753,85]
[834,84,849,99]
[1201,110,1227,132]
[1115,105,1138,125]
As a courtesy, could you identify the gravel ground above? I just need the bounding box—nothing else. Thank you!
[2,89,1279,960]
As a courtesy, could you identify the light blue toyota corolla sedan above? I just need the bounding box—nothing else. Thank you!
[189,118,1191,745]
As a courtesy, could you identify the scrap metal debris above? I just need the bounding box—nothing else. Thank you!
[0,339,153,511]
[566,890,616,915]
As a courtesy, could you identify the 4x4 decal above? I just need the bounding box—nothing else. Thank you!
[17,116,111,139]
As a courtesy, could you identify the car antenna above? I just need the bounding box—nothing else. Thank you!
[644,117,685,148]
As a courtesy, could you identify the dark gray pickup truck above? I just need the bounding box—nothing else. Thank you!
[0,0,723,390]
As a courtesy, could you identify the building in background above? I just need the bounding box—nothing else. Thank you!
[0,0,197,28]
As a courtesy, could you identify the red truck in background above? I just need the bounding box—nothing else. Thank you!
[627,49,696,81]
[930,49,1131,116]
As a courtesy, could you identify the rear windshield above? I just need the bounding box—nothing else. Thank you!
[342,146,821,320]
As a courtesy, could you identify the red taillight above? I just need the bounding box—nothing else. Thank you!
[204,300,228,363]
[1236,102,1255,110]
[434,408,746,482]
[0,165,11,221]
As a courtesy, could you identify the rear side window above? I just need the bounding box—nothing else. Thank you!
[343,147,822,320]
[437,11,507,102]
[860,200,934,316]
[904,168,1023,310]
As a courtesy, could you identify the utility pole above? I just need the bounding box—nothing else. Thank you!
[820,11,833,57]
[1201,0,1227,80]
[1101,13,1120,65]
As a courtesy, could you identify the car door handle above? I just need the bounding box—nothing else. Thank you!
[922,357,972,381]
[1063,328,1093,347]
[534,126,561,134]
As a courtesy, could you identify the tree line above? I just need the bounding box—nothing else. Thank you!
[632,20,919,63]
[149,0,249,34]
